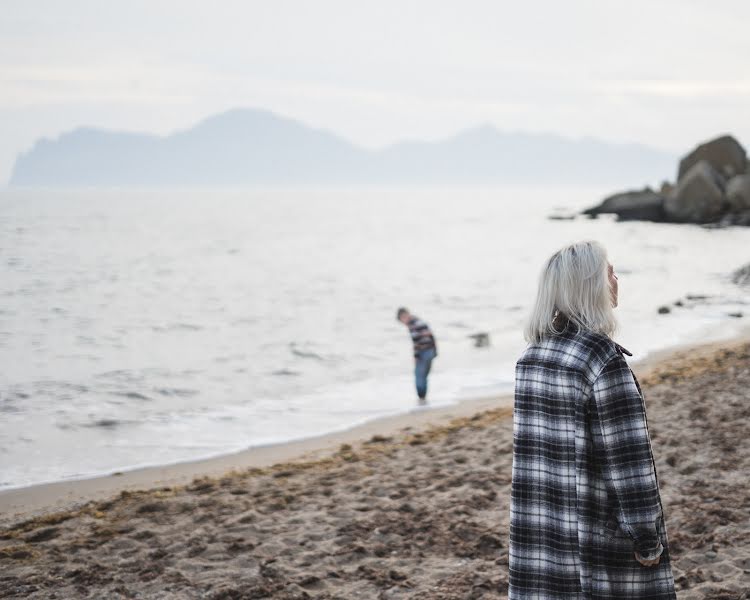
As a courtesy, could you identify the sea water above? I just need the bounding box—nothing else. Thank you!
[1,186,748,490]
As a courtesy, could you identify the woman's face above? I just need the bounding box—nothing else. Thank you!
[608,263,619,308]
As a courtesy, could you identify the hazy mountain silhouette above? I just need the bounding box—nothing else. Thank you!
[8,108,675,186]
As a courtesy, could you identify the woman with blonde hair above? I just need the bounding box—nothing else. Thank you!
[509,240,676,599]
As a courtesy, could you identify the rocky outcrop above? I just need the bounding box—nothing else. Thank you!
[664,161,726,223]
[468,332,491,348]
[732,264,750,286]
[583,134,749,226]
[677,135,747,180]
[726,174,750,211]
[582,188,665,221]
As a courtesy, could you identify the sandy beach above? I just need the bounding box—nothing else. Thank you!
[1,336,750,599]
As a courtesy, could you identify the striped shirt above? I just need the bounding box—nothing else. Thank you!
[407,317,437,357]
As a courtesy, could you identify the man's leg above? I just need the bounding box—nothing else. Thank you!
[425,353,434,377]
[421,349,435,400]
[414,354,428,401]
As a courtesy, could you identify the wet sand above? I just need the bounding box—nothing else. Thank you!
[0,394,511,525]
[1,338,749,598]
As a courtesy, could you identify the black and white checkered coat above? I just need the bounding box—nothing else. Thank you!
[509,325,676,599]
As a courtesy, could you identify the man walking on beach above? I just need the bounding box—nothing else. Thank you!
[397,308,437,405]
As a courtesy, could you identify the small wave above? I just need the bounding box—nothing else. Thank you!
[27,381,90,396]
[154,387,199,398]
[231,317,259,326]
[45,381,89,392]
[152,323,203,332]
[271,369,301,377]
[214,353,247,364]
[289,343,324,360]
[95,369,138,380]
[83,418,132,429]
[111,391,152,401]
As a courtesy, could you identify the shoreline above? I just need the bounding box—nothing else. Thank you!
[1,332,749,598]
[0,393,511,526]
[2,323,749,527]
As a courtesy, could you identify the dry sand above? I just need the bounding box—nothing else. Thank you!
[1,339,749,599]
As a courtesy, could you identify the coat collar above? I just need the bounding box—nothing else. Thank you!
[614,342,633,356]
[553,313,633,356]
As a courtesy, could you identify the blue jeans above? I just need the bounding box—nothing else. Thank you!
[414,347,437,400]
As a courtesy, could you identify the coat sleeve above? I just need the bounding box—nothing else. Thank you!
[590,353,663,556]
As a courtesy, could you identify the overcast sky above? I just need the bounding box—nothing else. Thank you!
[1,0,748,183]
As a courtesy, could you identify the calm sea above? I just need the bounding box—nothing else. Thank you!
[1,186,748,489]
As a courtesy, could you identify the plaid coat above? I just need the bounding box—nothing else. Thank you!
[509,325,676,599]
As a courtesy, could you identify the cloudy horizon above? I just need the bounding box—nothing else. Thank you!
[2,0,749,184]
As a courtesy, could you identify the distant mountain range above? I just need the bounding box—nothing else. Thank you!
[8,108,676,186]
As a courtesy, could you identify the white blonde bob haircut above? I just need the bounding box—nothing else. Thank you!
[524,240,617,344]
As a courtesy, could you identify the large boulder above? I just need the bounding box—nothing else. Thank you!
[732,263,750,286]
[726,174,750,211]
[665,160,726,223]
[677,135,747,181]
[582,187,665,221]
[718,210,750,226]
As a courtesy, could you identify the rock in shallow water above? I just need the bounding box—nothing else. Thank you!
[677,134,747,181]
[731,263,750,286]
[664,161,726,223]
[726,174,750,211]
[582,188,665,221]
[581,134,749,226]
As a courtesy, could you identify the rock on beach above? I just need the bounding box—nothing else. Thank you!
[677,134,747,181]
[582,188,665,221]
[583,134,750,226]
[726,174,750,211]
[664,160,726,223]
